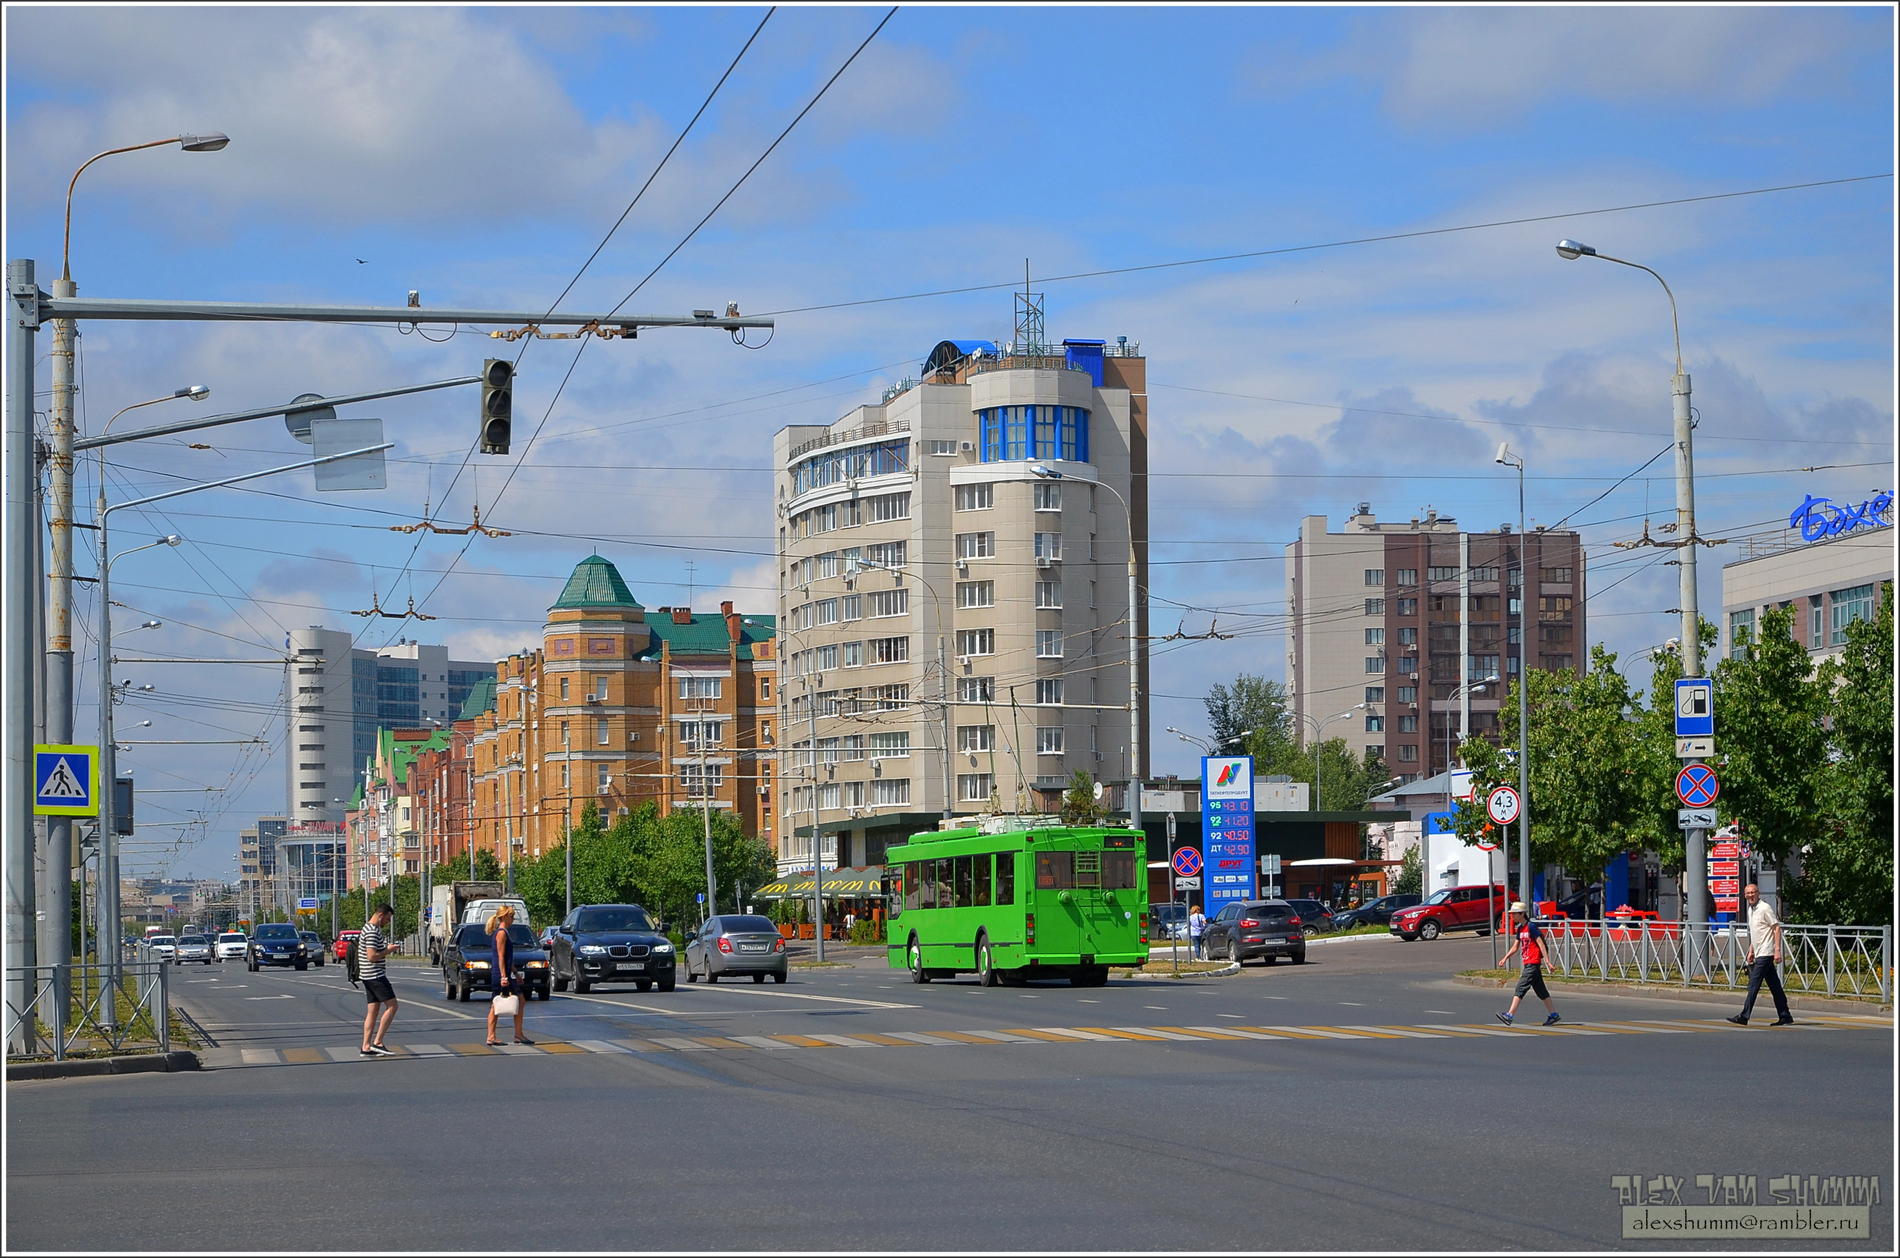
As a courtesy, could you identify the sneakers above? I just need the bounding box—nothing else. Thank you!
[1496,1012,1513,1026]
[359,1047,377,1056]
[366,1044,393,1057]
[1725,1014,1748,1025]
[1543,1012,1562,1027]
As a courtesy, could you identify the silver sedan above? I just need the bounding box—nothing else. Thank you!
[685,915,789,984]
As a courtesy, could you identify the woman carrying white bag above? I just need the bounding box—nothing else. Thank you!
[485,905,535,1047]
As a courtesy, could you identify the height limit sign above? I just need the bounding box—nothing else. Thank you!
[1486,786,1521,827]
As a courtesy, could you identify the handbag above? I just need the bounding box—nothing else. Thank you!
[491,992,521,1017]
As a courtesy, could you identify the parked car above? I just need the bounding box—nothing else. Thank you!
[1201,900,1308,965]
[1391,884,1508,941]
[441,921,550,1002]
[146,934,178,963]
[1283,899,1338,935]
[1331,893,1422,930]
[298,930,327,967]
[175,934,214,965]
[247,922,309,970]
[333,929,360,963]
[685,914,788,984]
[549,904,678,994]
[1150,902,1190,941]
[215,931,248,961]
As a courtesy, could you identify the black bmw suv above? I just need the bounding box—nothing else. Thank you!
[549,904,677,993]
[247,922,309,971]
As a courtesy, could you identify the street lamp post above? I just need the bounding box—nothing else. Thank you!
[1495,445,1532,916]
[1556,239,1709,928]
[1031,466,1141,840]
[858,558,953,824]
[1295,706,1365,813]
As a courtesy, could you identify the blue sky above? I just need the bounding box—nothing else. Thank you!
[6,5,1893,879]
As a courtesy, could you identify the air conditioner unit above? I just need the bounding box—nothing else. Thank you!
[960,441,974,451]
[958,655,971,667]
[1093,751,1104,761]
[758,784,770,796]
[1036,557,1052,569]
[955,557,968,572]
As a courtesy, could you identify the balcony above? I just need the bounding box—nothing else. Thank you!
[788,417,911,462]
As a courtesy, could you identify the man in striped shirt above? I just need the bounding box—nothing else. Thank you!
[359,903,398,1057]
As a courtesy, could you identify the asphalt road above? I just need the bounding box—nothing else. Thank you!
[7,933,1892,1251]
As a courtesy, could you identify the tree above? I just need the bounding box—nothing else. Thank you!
[1205,673,1292,761]
[1254,735,1388,812]
[1714,603,1829,868]
[1060,770,1108,826]
[1789,584,1893,925]
[1394,843,1422,896]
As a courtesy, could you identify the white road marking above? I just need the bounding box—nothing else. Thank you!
[651,1037,716,1052]
[730,1036,798,1050]
[240,1049,277,1065]
[1186,1026,1283,1041]
[244,995,295,1001]
[1338,1025,1448,1038]
[884,1031,960,1046]
[1034,1027,1117,1041]
[949,1029,1038,1043]
[570,1039,632,1054]
[324,1047,361,1061]
[807,1033,875,1048]
[1417,1024,1531,1038]
[1115,1027,1203,1041]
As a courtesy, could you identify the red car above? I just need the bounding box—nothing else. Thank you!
[334,929,361,962]
[1390,884,1507,941]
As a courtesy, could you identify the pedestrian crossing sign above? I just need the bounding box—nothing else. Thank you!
[34,744,100,816]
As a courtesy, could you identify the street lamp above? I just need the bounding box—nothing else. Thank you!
[858,557,954,825]
[1441,676,1498,812]
[1030,464,1142,839]
[1295,706,1365,812]
[1495,443,1531,913]
[1555,238,1708,928]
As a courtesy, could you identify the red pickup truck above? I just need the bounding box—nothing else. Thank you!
[1390,884,1508,941]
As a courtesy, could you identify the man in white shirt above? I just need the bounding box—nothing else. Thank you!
[1726,883,1793,1026]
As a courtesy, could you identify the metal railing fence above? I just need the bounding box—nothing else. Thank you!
[1534,918,1891,1003]
[3,962,171,1062]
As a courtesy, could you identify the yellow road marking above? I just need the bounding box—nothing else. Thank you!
[535,1041,586,1054]
[449,1043,498,1055]
[1075,1027,1170,1041]
[767,1034,832,1047]
[281,1048,327,1064]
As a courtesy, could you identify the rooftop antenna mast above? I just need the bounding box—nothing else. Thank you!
[1014,258,1047,358]
[685,559,696,611]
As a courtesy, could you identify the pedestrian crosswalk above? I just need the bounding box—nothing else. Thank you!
[228,1012,1887,1067]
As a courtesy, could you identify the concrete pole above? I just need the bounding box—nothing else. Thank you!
[699,727,716,919]
[95,472,119,1027]
[7,260,41,1055]
[938,634,952,822]
[1674,370,1711,928]
[808,680,823,963]
[42,280,77,972]
[1514,460,1530,920]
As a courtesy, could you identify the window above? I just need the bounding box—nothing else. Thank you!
[1034,532,1062,561]
[1365,687,1384,704]
[1090,581,1098,609]
[1471,655,1500,678]
[1365,656,1385,674]
[1365,628,1385,645]
[678,677,722,700]
[1036,679,1064,705]
[928,439,957,455]
[957,581,994,609]
[1365,598,1385,615]
[870,589,909,618]
[978,406,1089,462]
[955,483,994,511]
[842,735,864,761]
[866,492,910,522]
[1396,744,1419,763]
[869,683,910,710]
[958,725,994,752]
[1396,598,1417,616]
[1364,569,1385,587]
[870,778,911,806]
[1395,656,1418,675]
[1396,626,1418,646]
[866,540,906,569]
[1541,567,1573,584]
[1396,569,1418,587]
[1539,596,1572,621]
[560,721,570,747]
[958,676,995,703]
[1037,630,1064,658]
[869,732,909,758]
[680,763,724,798]
[1830,584,1876,644]
[956,532,995,560]
[1034,482,1061,511]
[841,594,862,622]
[817,552,839,580]
[1540,654,1575,672]
[596,763,612,794]
[957,628,995,657]
[1728,608,1755,660]
[959,773,993,802]
[594,674,610,700]
[1429,566,1459,582]
[816,599,840,626]
[1538,624,1572,645]
[868,637,909,665]
[559,676,570,700]
[1365,714,1384,733]
[759,678,770,700]
[1035,580,1063,609]
[1396,686,1417,704]
[596,718,610,746]
[1036,727,1064,755]
[841,641,863,667]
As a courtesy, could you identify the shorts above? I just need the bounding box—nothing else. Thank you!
[1514,964,1549,1000]
[362,976,397,1005]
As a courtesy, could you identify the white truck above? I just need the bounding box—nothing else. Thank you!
[429,881,509,964]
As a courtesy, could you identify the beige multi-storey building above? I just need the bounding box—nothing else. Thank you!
[1720,496,1890,663]
[774,328,1149,873]
[1287,505,1585,783]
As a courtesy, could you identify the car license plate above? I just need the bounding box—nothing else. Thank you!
[739,944,767,952]
[616,962,645,972]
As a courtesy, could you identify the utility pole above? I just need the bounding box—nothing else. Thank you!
[6,260,41,1054]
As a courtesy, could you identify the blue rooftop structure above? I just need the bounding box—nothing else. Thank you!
[922,339,998,376]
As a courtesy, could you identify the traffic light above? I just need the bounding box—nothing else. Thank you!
[479,358,513,454]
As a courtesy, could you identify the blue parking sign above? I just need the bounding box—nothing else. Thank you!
[34,744,99,816]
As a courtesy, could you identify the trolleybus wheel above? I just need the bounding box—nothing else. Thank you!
[908,936,930,984]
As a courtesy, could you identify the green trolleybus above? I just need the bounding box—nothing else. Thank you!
[886,822,1149,986]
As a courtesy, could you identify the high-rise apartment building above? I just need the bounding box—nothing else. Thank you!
[284,627,495,825]
[1286,505,1585,783]
[774,324,1148,873]
[464,557,777,868]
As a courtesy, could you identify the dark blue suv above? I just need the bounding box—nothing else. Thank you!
[550,904,677,994]
[247,922,309,971]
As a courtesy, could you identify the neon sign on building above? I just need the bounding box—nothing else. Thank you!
[1788,491,1893,543]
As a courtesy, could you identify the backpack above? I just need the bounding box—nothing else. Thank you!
[345,935,361,987]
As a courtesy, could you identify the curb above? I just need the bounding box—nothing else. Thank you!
[1122,962,1242,980]
[1451,973,1893,1015]
[6,1049,200,1082]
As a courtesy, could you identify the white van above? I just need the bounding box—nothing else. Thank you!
[462,898,531,929]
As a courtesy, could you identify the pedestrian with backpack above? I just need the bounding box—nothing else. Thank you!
[1497,901,1560,1027]
[357,904,398,1056]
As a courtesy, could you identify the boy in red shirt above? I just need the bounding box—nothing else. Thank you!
[1497,901,1561,1026]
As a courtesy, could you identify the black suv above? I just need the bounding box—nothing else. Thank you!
[1331,893,1422,930]
[1201,900,1307,965]
[442,922,550,1002]
[247,922,309,971]
[1284,898,1338,935]
[550,904,677,993]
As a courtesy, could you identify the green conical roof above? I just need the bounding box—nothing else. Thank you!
[552,554,641,611]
